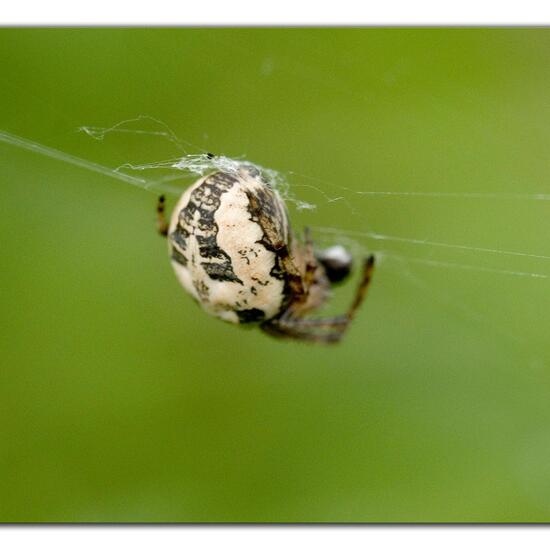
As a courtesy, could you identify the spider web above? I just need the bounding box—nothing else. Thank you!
[1,114,548,356]
[1,37,549,369]
[4,30,550,523]
[2,114,549,285]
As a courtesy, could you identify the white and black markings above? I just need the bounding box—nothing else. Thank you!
[162,163,375,343]
[168,166,291,324]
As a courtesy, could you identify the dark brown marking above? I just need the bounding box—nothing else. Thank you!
[245,185,304,313]
[157,195,169,237]
[236,308,266,324]
[169,172,243,285]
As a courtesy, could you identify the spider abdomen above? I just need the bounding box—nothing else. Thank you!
[168,168,291,324]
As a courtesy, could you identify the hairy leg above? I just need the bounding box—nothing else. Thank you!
[157,195,169,237]
[262,255,376,344]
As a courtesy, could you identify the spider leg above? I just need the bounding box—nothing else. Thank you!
[278,316,349,328]
[346,254,375,322]
[157,195,169,237]
[292,254,375,325]
[260,320,344,344]
[276,227,323,318]
[262,255,376,344]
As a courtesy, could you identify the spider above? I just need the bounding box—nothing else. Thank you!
[156,164,375,344]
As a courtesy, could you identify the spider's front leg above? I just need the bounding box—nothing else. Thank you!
[280,227,327,320]
[157,195,169,237]
[346,254,375,322]
[260,319,345,344]
[262,255,376,344]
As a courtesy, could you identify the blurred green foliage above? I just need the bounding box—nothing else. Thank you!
[1,28,550,522]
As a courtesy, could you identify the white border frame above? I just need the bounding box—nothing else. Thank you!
[2,1,550,25]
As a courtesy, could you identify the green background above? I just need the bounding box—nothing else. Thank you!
[1,28,550,522]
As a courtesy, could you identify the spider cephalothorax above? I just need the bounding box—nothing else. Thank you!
[157,165,374,343]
